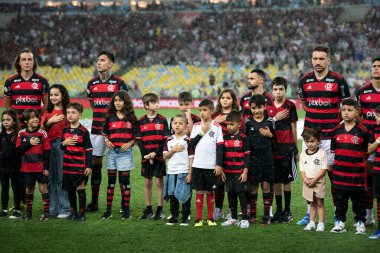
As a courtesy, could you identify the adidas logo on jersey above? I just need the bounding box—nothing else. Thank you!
[112,124,117,128]
[288,174,292,178]
[93,87,98,91]
[366,96,372,100]
[23,138,27,142]
[15,85,21,89]
[307,85,312,90]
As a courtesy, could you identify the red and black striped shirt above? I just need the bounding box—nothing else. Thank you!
[222,132,250,174]
[136,114,170,163]
[331,123,369,191]
[355,83,380,134]
[266,99,298,157]
[87,75,128,135]
[370,126,380,174]
[299,71,350,139]
[240,91,274,123]
[62,125,93,175]
[16,127,51,173]
[102,114,135,147]
[4,73,49,126]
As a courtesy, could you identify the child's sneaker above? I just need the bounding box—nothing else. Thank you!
[74,213,86,221]
[207,219,217,226]
[221,219,238,226]
[304,222,316,231]
[225,209,232,221]
[369,229,380,239]
[153,209,165,220]
[213,208,224,221]
[355,221,366,235]
[121,209,132,220]
[86,203,99,212]
[316,222,325,232]
[330,220,347,233]
[66,213,78,221]
[166,213,172,220]
[101,210,113,219]
[39,212,50,221]
[139,208,153,220]
[194,219,203,227]
[281,211,294,223]
[296,213,310,226]
[180,217,189,226]
[22,211,32,220]
[238,219,250,228]
[270,211,282,223]
[9,210,21,219]
[166,217,178,225]
[365,217,375,226]
[57,213,70,219]
[0,210,8,218]
[249,215,257,224]
[261,215,271,225]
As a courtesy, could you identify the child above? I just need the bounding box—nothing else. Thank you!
[368,105,380,239]
[190,99,224,227]
[136,93,170,220]
[330,99,369,235]
[0,109,22,218]
[16,109,51,221]
[213,89,239,221]
[61,102,92,221]
[101,91,137,219]
[299,129,327,232]
[41,84,71,218]
[266,77,298,223]
[245,94,275,225]
[220,110,250,228]
[163,114,194,226]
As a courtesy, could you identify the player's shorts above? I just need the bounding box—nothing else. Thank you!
[249,163,274,185]
[367,153,375,163]
[62,173,88,191]
[274,154,297,184]
[24,172,48,188]
[90,134,106,157]
[225,173,249,193]
[106,147,134,171]
[192,167,216,191]
[373,173,380,197]
[141,160,166,179]
[302,139,334,166]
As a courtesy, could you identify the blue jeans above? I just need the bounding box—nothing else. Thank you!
[48,139,70,216]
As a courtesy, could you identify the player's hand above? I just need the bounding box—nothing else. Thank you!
[148,152,156,159]
[120,142,131,151]
[259,126,272,137]
[214,165,223,176]
[30,137,40,146]
[186,173,192,183]
[239,172,248,183]
[184,109,192,118]
[201,122,211,135]
[105,139,115,149]
[303,178,311,186]
[274,110,289,121]
[214,115,227,123]
[84,168,92,176]
[63,137,77,146]
[43,170,49,176]
[48,114,64,124]
[172,143,185,152]
[221,172,226,182]
[295,153,300,162]
[308,178,317,187]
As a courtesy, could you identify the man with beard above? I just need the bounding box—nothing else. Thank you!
[297,45,350,225]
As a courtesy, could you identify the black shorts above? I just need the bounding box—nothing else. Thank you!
[141,160,166,179]
[373,173,380,197]
[274,154,297,184]
[225,173,249,193]
[24,172,48,188]
[367,174,373,189]
[192,167,216,191]
[62,173,88,191]
[249,164,274,185]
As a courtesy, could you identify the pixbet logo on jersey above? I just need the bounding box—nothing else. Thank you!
[308,98,331,107]
[15,96,38,104]
[366,111,376,119]
[94,98,110,106]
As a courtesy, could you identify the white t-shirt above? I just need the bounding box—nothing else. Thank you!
[163,135,194,174]
[299,148,328,179]
[190,120,224,169]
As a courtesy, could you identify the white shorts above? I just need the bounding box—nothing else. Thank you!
[90,134,106,157]
[302,139,334,166]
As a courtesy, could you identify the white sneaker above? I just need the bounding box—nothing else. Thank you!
[213,208,224,220]
[355,221,366,235]
[221,218,238,226]
[166,213,172,220]
[304,222,316,231]
[57,213,70,219]
[225,209,232,221]
[316,223,325,232]
[365,217,375,226]
[330,221,347,233]
[238,219,250,228]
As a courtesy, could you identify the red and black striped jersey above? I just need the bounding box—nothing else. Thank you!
[331,123,369,191]
[136,114,170,163]
[266,99,298,157]
[370,126,380,174]
[299,71,350,139]
[102,114,135,147]
[240,91,274,123]
[4,73,49,126]
[222,132,250,174]
[355,83,380,134]
[16,127,51,173]
[87,75,128,135]
[62,125,93,175]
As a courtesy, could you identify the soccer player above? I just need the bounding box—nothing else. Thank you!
[86,51,128,212]
[3,49,49,126]
[355,57,380,225]
[330,99,368,235]
[267,77,298,223]
[136,93,170,220]
[190,99,223,227]
[298,45,350,225]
